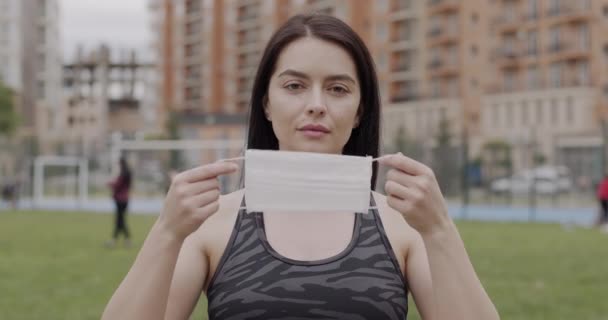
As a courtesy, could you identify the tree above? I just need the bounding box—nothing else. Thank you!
[481,139,513,184]
[0,81,19,136]
[433,116,458,195]
[393,125,423,160]
[166,111,183,170]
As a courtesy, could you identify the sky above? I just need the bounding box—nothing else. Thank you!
[60,0,152,61]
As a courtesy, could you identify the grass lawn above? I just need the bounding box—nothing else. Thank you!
[1,210,607,319]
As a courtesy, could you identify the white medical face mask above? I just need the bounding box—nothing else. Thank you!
[243,149,372,214]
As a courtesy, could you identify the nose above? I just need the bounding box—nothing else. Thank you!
[305,86,327,116]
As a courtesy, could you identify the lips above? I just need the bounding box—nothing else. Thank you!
[298,124,330,139]
[298,124,330,133]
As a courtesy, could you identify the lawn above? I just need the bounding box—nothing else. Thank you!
[1,210,607,319]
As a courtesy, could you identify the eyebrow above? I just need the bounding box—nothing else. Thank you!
[277,69,357,84]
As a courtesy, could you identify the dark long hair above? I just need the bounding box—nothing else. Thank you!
[246,14,381,189]
[119,157,132,188]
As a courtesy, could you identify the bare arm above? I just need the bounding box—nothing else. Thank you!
[164,235,208,319]
[422,221,498,320]
[101,223,183,320]
[406,232,436,320]
[101,162,238,320]
[379,153,499,320]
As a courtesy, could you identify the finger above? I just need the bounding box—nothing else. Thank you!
[386,193,413,215]
[385,180,409,201]
[180,179,220,197]
[386,168,417,189]
[182,162,239,183]
[378,153,430,176]
[189,189,221,208]
[195,200,220,221]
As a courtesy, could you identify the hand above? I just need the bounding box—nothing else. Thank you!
[158,161,239,241]
[378,153,451,235]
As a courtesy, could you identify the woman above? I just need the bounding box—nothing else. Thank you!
[102,14,499,319]
[596,174,608,226]
[107,157,132,248]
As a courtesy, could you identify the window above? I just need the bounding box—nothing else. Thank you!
[447,45,458,65]
[578,24,589,50]
[376,0,389,12]
[431,78,441,98]
[37,81,45,99]
[550,63,562,87]
[376,23,387,41]
[506,102,514,127]
[566,96,574,124]
[527,30,538,55]
[38,0,46,17]
[527,0,538,19]
[527,66,539,89]
[447,14,458,33]
[471,45,478,56]
[549,27,560,52]
[377,52,387,68]
[578,61,589,86]
[447,78,458,97]
[549,0,560,14]
[504,71,517,91]
[535,100,543,125]
[521,101,529,125]
[551,99,559,124]
[493,103,500,127]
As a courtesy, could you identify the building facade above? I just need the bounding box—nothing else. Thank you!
[151,0,608,182]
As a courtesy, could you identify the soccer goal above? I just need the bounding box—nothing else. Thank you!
[110,138,246,198]
[33,156,89,209]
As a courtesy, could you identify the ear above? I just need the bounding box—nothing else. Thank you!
[263,95,271,121]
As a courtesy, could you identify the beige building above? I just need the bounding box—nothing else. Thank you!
[0,0,63,177]
[151,0,608,180]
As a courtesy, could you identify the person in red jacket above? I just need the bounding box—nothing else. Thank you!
[107,157,132,248]
[596,174,608,225]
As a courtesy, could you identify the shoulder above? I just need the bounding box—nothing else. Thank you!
[188,188,245,259]
[372,191,422,262]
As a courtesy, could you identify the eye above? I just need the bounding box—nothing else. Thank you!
[284,83,304,91]
[329,85,349,95]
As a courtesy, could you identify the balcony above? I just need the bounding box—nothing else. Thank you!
[427,26,459,46]
[546,3,592,24]
[391,91,418,103]
[493,13,521,33]
[392,62,410,73]
[546,40,590,62]
[494,46,524,69]
[427,58,459,77]
[428,0,459,15]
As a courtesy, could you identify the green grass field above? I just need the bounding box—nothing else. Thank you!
[1,210,607,320]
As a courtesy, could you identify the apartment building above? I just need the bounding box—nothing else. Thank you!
[151,0,608,180]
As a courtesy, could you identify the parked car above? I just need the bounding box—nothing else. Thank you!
[490,166,572,195]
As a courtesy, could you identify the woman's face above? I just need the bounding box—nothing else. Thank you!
[265,37,361,154]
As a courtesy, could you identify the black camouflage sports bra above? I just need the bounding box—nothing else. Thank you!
[207,196,409,319]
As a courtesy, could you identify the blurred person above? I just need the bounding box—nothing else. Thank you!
[596,174,608,226]
[1,178,18,210]
[102,14,498,320]
[106,157,132,248]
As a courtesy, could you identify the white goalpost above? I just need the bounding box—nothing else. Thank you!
[33,156,89,208]
[29,139,245,213]
[110,137,246,199]
[110,139,246,175]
